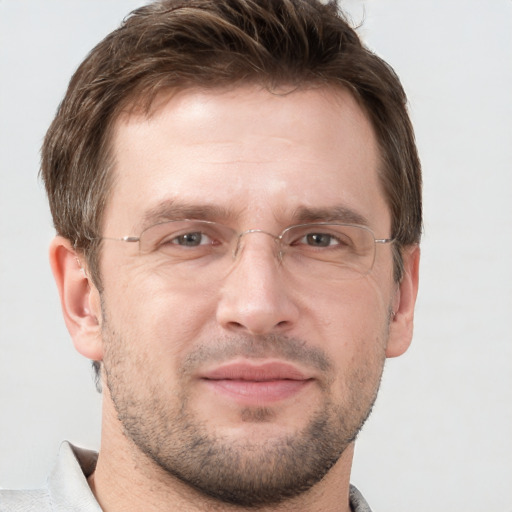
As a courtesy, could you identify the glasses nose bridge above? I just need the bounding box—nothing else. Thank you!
[233,229,283,260]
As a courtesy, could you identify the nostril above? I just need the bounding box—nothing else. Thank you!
[227,321,245,330]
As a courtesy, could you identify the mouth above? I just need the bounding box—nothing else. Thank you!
[199,361,314,404]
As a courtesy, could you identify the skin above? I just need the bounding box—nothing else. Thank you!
[50,85,420,512]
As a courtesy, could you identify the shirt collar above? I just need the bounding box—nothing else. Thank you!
[47,441,102,512]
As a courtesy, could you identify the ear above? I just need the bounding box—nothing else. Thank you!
[49,236,103,361]
[386,245,420,358]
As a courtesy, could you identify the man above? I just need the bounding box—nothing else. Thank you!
[1,0,421,510]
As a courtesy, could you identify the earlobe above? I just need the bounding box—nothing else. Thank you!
[385,245,420,358]
[49,236,103,361]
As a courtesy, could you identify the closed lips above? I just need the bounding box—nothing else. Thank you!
[199,361,314,403]
[200,361,311,381]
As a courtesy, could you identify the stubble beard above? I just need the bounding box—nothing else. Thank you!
[102,321,386,508]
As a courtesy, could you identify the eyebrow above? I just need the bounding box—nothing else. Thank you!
[291,205,370,226]
[139,200,369,232]
[140,200,240,230]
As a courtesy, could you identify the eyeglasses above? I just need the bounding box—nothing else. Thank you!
[102,220,394,281]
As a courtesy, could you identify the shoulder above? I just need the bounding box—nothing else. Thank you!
[0,488,52,512]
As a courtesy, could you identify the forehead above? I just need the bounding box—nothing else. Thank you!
[106,85,388,233]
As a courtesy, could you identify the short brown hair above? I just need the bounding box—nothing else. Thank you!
[41,0,421,286]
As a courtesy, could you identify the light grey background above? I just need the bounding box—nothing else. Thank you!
[1,1,511,510]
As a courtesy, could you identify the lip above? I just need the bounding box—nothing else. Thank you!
[200,361,314,404]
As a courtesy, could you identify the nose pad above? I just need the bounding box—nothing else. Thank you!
[232,229,283,264]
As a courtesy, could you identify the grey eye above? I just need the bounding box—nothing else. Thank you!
[304,233,335,247]
[172,232,210,247]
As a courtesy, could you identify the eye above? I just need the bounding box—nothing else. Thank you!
[302,233,340,247]
[139,221,231,255]
[297,231,351,248]
[168,231,213,247]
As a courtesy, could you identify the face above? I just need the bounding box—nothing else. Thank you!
[95,86,406,506]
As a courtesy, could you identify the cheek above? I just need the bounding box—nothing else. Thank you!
[299,278,391,380]
[302,275,391,337]
[101,266,220,367]
[321,298,389,406]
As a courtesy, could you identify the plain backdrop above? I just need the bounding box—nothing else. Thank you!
[1,1,511,511]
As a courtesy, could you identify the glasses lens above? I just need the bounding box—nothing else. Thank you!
[139,220,235,258]
[281,224,376,278]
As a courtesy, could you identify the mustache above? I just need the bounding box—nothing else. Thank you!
[179,334,334,375]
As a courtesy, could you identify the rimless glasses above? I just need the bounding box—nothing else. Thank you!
[101,220,394,281]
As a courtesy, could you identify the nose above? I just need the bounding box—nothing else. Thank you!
[216,232,299,336]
